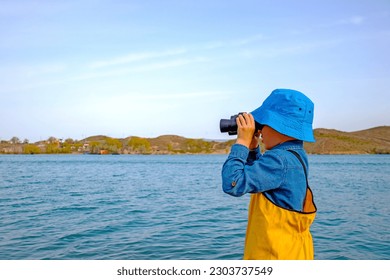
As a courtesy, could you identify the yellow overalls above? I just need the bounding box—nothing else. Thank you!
[243,187,317,260]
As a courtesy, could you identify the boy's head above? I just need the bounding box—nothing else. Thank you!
[251,89,315,142]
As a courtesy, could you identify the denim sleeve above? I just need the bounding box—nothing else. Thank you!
[247,146,261,164]
[221,144,285,197]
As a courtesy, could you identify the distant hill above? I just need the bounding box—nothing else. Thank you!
[143,126,390,155]
[1,126,389,154]
[304,126,390,154]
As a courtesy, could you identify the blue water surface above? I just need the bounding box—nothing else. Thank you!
[0,154,389,259]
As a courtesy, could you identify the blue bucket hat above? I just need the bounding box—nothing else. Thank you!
[251,89,315,142]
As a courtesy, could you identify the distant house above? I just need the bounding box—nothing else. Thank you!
[100,149,109,155]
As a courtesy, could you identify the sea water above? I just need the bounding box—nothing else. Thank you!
[0,154,389,260]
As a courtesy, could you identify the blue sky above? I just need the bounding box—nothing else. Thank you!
[1,0,389,142]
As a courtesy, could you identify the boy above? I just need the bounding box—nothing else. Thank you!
[222,88,317,260]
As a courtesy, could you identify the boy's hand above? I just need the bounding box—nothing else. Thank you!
[250,130,261,150]
[236,113,257,148]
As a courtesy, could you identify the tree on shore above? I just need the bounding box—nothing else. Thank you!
[23,144,41,154]
[10,137,21,144]
[104,137,123,153]
[89,141,101,154]
[185,139,212,153]
[128,137,151,154]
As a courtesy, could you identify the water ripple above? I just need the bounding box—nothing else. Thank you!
[1,154,389,259]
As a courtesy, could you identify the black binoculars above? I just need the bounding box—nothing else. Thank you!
[220,113,264,135]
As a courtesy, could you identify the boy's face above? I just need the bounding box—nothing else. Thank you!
[260,126,284,150]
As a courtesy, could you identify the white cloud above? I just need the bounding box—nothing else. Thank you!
[87,90,227,105]
[199,34,265,50]
[239,38,344,59]
[231,34,265,46]
[318,15,365,28]
[348,16,365,25]
[88,33,264,71]
[130,57,208,72]
[88,48,188,69]
[290,15,366,36]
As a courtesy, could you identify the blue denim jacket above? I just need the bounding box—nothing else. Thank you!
[221,140,308,211]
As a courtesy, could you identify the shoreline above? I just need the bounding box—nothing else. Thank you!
[1,126,389,155]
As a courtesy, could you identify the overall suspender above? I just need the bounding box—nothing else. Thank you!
[287,149,317,214]
[287,150,309,188]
